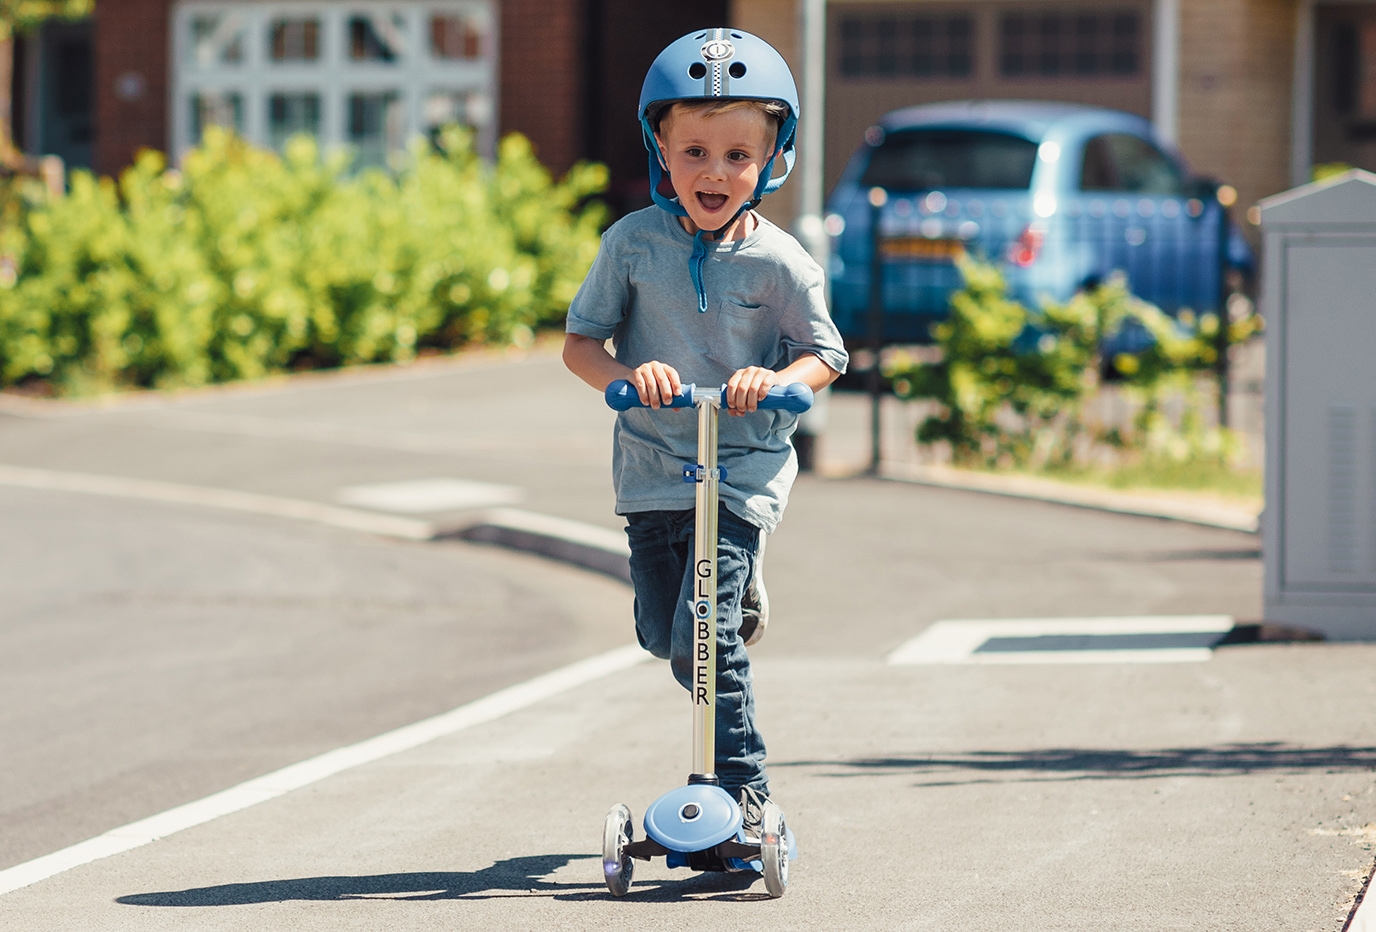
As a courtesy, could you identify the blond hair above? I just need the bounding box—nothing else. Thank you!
[649,98,789,145]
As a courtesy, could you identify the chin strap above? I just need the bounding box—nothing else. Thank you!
[689,230,710,313]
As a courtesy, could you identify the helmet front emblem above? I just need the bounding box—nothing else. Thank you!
[700,38,735,62]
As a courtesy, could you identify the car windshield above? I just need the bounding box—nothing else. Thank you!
[860,129,1039,191]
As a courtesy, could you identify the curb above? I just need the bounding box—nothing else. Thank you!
[0,464,632,583]
[870,462,1260,533]
[0,458,1255,593]
[448,507,631,583]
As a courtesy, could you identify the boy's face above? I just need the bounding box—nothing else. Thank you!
[654,106,778,235]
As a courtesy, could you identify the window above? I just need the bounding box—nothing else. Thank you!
[431,13,483,60]
[173,2,497,163]
[838,13,973,78]
[861,129,1040,190]
[190,90,243,141]
[349,13,406,62]
[190,14,245,67]
[270,18,319,62]
[424,89,492,136]
[1000,9,1141,78]
[269,92,321,148]
[1330,20,1376,117]
[1079,134,1186,195]
[349,91,404,167]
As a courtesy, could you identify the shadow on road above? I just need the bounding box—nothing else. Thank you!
[115,853,764,906]
[776,742,1376,787]
[1095,548,1262,562]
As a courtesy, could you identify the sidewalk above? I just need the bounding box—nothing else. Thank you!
[817,387,1261,534]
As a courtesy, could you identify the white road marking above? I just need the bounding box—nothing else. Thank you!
[887,616,1235,665]
[1351,879,1376,932]
[0,643,650,897]
[0,464,434,539]
[337,478,522,513]
[0,464,631,580]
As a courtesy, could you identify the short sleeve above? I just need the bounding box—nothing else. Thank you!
[566,228,629,341]
[777,260,849,376]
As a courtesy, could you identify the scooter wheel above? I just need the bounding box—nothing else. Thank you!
[760,801,789,898]
[602,803,635,897]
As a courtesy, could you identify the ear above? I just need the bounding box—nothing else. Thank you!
[652,132,671,171]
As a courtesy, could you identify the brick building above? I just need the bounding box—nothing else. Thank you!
[11,0,1376,224]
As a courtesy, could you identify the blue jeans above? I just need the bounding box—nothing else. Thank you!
[625,507,767,797]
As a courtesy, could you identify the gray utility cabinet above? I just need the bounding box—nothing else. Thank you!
[1260,169,1376,638]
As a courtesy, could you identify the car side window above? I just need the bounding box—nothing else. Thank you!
[1079,133,1186,195]
[1080,135,1118,189]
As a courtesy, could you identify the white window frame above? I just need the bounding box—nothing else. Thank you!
[170,0,498,164]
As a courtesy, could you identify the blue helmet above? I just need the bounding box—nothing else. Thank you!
[638,28,800,219]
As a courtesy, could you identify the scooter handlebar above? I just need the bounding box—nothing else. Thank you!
[604,380,695,410]
[758,382,815,413]
[604,379,814,414]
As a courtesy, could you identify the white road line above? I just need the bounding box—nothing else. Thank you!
[1351,876,1376,932]
[0,643,650,897]
[0,464,435,540]
[337,478,522,513]
[0,464,632,580]
[888,616,1235,665]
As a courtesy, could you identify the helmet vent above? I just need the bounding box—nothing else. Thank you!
[729,62,746,78]
[688,62,707,79]
[694,32,706,39]
[730,32,743,38]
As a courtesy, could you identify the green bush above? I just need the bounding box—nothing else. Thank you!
[0,126,608,393]
[888,257,1262,471]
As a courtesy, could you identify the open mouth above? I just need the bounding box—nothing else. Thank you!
[696,192,729,212]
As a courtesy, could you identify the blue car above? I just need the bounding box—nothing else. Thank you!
[825,100,1255,344]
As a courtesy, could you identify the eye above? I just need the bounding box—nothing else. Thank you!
[685,147,706,158]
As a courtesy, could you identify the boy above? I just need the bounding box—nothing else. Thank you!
[563,29,847,836]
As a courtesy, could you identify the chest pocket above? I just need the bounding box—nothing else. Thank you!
[707,300,778,372]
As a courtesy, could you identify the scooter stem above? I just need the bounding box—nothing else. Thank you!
[600,378,813,784]
[691,394,720,780]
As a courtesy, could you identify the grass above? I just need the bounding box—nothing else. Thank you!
[1030,458,1262,505]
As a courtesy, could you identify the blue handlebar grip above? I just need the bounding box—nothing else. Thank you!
[605,379,696,410]
[756,383,814,414]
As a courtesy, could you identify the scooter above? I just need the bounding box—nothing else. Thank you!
[599,378,812,899]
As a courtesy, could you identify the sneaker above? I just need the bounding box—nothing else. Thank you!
[739,532,769,647]
[738,785,770,842]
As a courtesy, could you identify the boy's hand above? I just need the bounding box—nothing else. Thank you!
[630,360,683,409]
[725,366,779,416]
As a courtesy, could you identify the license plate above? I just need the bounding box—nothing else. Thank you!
[879,237,965,261]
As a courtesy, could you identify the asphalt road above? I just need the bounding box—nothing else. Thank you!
[0,484,632,870]
[0,343,1371,930]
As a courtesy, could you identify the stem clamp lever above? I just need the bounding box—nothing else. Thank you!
[683,464,727,484]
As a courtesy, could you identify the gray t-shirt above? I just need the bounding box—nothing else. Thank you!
[566,207,849,534]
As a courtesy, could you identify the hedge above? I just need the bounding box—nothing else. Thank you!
[887,257,1263,470]
[0,126,608,394]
